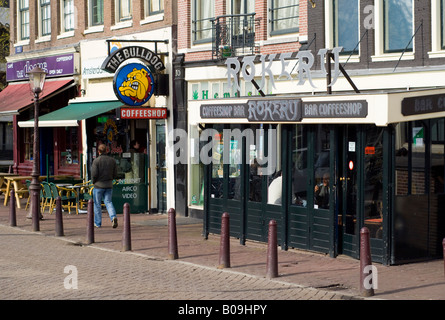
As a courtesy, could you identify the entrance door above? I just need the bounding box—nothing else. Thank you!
[156,120,167,213]
[337,125,360,258]
[245,124,282,242]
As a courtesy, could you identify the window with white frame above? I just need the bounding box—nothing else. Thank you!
[18,0,30,40]
[192,0,214,44]
[62,0,75,32]
[117,0,132,22]
[383,0,413,53]
[90,0,104,26]
[269,0,299,35]
[40,0,51,36]
[333,0,359,55]
[146,0,164,16]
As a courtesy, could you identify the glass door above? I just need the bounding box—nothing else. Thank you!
[337,125,359,258]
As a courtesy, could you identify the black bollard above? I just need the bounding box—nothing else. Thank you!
[9,190,16,227]
[86,199,94,244]
[360,227,375,297]
[55,197,64,237]
[218,212,230,269]
[168,208,179,260]
[122,203,131,251]
[266,220,278,279]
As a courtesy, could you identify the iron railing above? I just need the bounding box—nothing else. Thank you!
[211,13,259,60]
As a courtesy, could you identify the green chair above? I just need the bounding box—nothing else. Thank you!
[49,182,78,214]
[40,182,54,214]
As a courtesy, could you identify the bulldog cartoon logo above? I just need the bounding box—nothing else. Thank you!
[114,63,155,106]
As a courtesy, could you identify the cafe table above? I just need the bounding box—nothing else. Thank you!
[3,175,70,208]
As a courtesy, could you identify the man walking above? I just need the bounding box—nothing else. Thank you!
[92,144,118,228]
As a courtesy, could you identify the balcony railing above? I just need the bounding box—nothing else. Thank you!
[211,13,259,60]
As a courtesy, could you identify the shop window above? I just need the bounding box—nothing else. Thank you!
[210,125,224,199]
[227,125,243,200]
[23,127,33,161]
[333,0,359,55]
[431,119,445,194]
[395,121,428,195]
[383,0,413,53]
[364,126,384,239]
[314,125,330,210]
[59,127,79,167]
[190,125,205,207]
[291,125,308,207]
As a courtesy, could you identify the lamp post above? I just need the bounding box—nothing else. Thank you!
[26,67,46,232]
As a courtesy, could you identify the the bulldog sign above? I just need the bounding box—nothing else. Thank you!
[101,45,165,106]
[113,63,155,106]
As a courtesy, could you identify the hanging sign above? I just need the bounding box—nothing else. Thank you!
[120,107,167,119]
[101,46,165,73]
[113,63,155,106]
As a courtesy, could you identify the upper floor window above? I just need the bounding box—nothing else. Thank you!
[383,0,413,53]
[192,0,214,44]
[333,0,359,55]
[146,0,164,16]
[62,0,75,32]
[40,0,51,36]
[117,0,132,22]
[232,0,255,15]
[18,0,30,40]
[269,0,299,35]
[90,0,104,26]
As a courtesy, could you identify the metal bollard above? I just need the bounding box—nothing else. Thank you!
[55,197,64,237]
[9,190,16,227]
[218,212,231,269]
[266,220,278,279]
[360,227,375,297]
[122,203,131,251]
[168,208,179,260]
[86,199,94,244]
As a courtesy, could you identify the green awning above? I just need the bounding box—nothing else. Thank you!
[18,101,123,127]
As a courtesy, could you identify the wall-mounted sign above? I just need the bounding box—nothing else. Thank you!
[7,53,75,82]
[120,107,167,119]
[402,94,445,116]
[302,100,368,118]
[114,63,155,106]
[200,99,302,122]
[101,45,165,74]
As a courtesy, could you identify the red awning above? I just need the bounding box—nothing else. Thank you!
[0,79,74,115]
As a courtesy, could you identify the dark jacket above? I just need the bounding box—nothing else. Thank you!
[91,154,118,189]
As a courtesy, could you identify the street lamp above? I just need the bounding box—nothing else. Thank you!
[26,67,46,232]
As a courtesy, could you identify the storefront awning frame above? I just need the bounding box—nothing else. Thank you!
[190,87,445,127]
[18,100,124,128]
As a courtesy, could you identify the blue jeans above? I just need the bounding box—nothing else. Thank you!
[93,188,117,227]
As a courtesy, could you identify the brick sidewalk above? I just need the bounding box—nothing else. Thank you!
[1,197,445,300]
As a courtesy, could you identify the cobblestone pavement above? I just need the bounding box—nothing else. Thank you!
[1,199,445,301]
[0,225,358,301]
